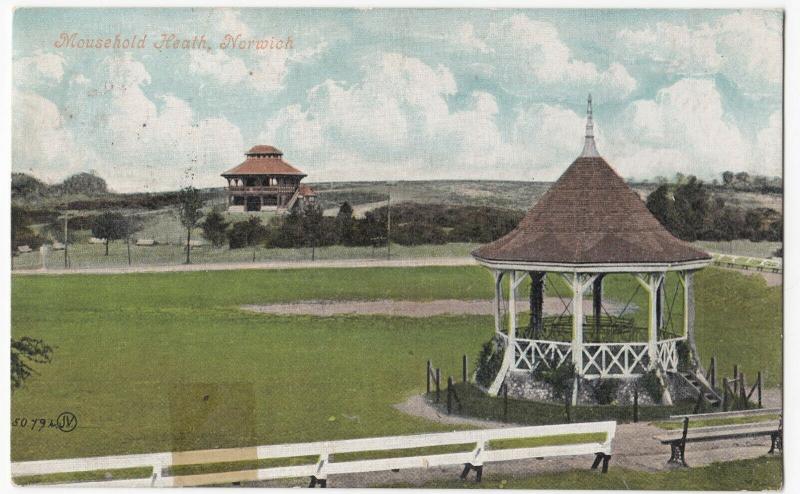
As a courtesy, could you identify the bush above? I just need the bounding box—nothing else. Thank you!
[200,211,230,247]
[540,362,576,402]
[475,336,505,388]
[639,369,663,404]
[592,379,620,405]
[676,340,692,371]
[228,217,269,249]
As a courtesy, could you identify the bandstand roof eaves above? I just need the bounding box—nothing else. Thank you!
[472,155,712,266]
[471,253,713,273]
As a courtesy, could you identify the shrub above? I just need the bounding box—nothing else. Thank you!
[475,336,505,388]
[540,362,576,402]
[676,340,692,371]
[228,217,269,249]
[639,369,663,404]
[200,211,229,247]
[592,379,619,405]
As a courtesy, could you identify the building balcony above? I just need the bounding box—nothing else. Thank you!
[226,185,297,194]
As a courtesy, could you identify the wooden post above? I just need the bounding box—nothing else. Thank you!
[592,275,603,335]
[503,383,508,422]
[710,356,716,389]
[757,371,762,408]
[740,371,747,408]
[447,377,453,415]
[721,377,728,411]
[426,360,431,394]
[435,368,441,403]
[633,387,639,423]
[462,355,468,383]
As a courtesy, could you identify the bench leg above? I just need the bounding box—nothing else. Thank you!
[309,476,327,488]
[667,442,688,467]
[602,454,611,474]
[667,443,678,464]
[591,453,604,470]
[769,431,783,454]
[459,463,483,482]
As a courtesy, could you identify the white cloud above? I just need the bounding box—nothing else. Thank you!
[756,111,782,176]
[13,50,66,87]
[189,49,249,86]
[485,15,637,101]
[260,52,508,180]
[616,11,782,98]
[606,78,752,179]
[12,89,92,181]
[14,53,245,192]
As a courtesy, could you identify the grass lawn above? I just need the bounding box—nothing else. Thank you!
[11,241,481,270]
[11,266,781,464]
[385,456,782,490]
[652,414,780,430]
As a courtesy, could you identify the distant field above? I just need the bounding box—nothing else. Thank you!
[694,240,782,259]
[11,266,781,462]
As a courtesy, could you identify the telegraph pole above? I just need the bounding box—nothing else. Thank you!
[386,183,391,260]
[63,213,69,269]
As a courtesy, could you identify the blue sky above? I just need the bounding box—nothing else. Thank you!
[12,8,783,192]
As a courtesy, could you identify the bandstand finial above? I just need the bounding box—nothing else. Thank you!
[580,93,600,158]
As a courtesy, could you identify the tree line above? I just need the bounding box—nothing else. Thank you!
[645,176,782,242]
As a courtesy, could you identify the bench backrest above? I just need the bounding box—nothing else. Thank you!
[12,421,616,487]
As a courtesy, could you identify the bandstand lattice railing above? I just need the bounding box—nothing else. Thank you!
[488,268,694,389]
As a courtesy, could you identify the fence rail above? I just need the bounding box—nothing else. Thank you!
[12,422,617,487]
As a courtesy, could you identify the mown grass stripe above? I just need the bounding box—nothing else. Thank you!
[13,467,153,486]
[652,414,779,430]
[487,432,607,450]
[332,443,475,462]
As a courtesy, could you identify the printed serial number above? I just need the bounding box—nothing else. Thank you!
[11,412,77,432]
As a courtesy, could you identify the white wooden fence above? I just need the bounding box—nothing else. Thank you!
[11,421,617,487]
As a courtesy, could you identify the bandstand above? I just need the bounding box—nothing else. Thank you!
[472,96,712,405]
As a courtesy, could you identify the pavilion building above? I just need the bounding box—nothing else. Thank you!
[222,145,317,213]
[472,95,712,405]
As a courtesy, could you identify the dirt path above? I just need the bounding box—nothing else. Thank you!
[12,256,478,276]
[242,298,632,318]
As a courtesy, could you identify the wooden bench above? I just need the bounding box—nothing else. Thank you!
[12,421,616,487]
[653,409,782,467]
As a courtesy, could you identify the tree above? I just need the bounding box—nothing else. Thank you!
[91,211,128,255]
[56,172,108,195]
[335,202,355,245]
[11,337,53,391]
[200,211,230,248]
[177,186,204,264]
[722,171,734,186]
[302,203,324,260]
[228,217,269,250]
[11,206,43,253]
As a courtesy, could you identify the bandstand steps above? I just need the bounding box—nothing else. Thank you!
[680,371,722,407]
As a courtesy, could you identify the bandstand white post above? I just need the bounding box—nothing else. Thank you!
[493,270,503,334]
[636,273,664,365]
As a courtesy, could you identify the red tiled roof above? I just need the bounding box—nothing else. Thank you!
[472,156,711,266]
[247,145,282,155]
[222,145,306,176]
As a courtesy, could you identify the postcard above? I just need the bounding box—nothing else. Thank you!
[9,7,783,490]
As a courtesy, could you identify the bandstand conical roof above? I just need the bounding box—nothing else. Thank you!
[473,96,711,270]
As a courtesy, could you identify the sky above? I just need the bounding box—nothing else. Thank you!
[12,8,783,192]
